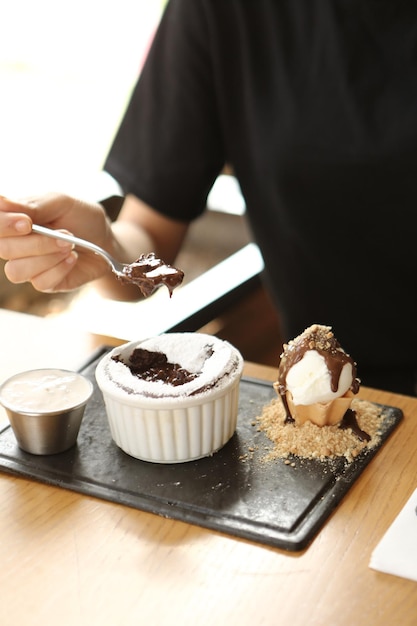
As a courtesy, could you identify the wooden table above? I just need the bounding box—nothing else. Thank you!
[0,309,416,626]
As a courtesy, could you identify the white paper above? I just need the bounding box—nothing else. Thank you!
[369,487,417,582]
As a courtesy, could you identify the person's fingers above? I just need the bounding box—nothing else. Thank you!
[31,252,79,292]
[0,194,72,233]
[4,250,78,293]
[0,232,73,261]
[0,199,32,236]
[4,250,78,291]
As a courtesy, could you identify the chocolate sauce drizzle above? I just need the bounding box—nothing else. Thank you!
[339,408,371,442]
[119,252,184,297]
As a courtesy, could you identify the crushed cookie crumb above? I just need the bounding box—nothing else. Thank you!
[255,397,383,463]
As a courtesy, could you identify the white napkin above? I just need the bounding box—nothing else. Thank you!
[369,487,417,582]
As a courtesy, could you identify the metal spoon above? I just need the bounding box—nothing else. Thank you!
[32,223,127,277]
[31,224,184,296]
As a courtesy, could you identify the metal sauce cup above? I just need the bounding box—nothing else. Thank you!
[0,368,93,455]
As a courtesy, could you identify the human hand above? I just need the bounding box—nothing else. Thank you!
[0,193,115,293]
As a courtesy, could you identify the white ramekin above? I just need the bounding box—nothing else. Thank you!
[95,334,243,463]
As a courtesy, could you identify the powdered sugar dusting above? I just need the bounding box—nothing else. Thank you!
[100,333,243,400]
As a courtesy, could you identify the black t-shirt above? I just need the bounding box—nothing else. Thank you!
[105,0,417,392]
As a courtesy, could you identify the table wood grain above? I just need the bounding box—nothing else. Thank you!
[0,309,416,626]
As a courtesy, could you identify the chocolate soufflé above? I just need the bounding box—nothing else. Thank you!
[95,333,243,463]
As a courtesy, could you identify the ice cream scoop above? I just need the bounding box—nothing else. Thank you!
[274,324,360,426]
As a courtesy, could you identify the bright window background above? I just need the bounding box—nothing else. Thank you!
[0,0,249,331]
[0,0,163,198]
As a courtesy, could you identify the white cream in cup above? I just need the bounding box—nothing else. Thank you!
[0,368,93,455]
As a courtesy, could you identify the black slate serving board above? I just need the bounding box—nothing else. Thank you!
[0,347,403,551]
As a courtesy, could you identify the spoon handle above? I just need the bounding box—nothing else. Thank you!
[31,224,114,267]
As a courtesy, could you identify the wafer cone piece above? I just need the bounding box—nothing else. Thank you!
[286,390,354,427]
